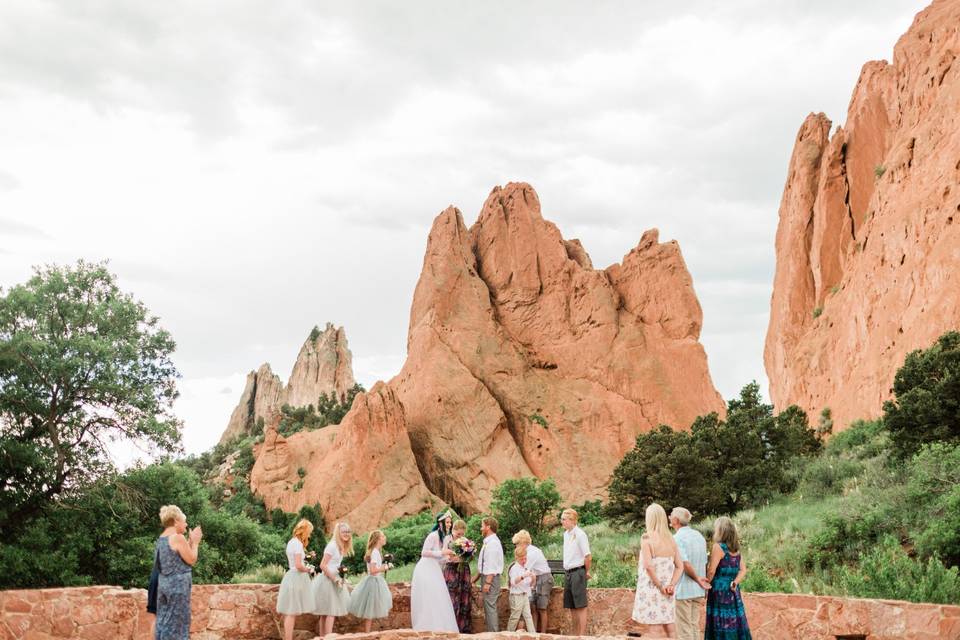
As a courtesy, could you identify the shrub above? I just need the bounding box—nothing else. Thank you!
[572,500,604,526]
[874,164,886,178]
[825,419,886,457]
[883,331,960,459]
[834,535,960,604]
[230,564,285,584]
[491,477,561,541]
[607,383,820,522]
[812,306,823,318]
[796,457,864,498]
[905,444,960,566]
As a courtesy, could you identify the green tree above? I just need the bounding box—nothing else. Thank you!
[490,477,561,539]
[605,425,719,525]
[606,383,820,522]
[0,261,181,529]
[883,331,960,459]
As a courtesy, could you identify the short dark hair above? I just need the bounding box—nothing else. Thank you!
[482,516,499,533]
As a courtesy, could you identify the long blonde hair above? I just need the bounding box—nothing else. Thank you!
[364,530,385,562]
[644,503,672,546]
[713,516,740,553]
[332,522,354,557]
[292,519,314,547]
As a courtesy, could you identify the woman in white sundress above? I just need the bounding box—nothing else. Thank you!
[632,503,684,638]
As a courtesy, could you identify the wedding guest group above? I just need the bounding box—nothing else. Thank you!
[151,502,750,639]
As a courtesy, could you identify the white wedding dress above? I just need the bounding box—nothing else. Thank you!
[410,530,458,631]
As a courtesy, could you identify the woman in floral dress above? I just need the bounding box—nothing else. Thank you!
[442,518,473,633]
[631,503,683,638]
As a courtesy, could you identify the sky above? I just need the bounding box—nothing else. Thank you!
[0,0,925,459]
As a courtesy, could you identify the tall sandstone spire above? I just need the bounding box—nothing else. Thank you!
[390,182,724,512]
[765,0,960,429]
[218,323,356,445]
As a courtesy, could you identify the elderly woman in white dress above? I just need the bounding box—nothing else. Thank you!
[410,511,458,631]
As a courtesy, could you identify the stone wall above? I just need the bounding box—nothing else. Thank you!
[2,583,959,639]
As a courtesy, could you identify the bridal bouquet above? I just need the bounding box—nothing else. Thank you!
[451,537,476,560]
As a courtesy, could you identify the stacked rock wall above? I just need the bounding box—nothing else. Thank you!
[2,584,958,639]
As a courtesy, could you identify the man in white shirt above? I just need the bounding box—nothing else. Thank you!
[561,508,591,636]
[476,516,504,631]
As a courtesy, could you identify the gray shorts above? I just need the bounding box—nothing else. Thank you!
[563,566,588,609]
[530,571,554,609]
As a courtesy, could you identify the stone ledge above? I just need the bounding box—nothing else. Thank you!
[1,584,958,639]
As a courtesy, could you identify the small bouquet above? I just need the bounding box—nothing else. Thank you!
[382,553,395,570]
[337,565,349,580]
[451,537,476,561]
[305,551,317,574]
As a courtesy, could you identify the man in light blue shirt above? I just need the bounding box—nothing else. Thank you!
[670,507,711,640]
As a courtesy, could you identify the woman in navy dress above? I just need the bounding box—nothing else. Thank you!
[154,505,202,640]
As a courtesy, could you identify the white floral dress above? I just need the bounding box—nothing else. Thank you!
[632,554,676,624]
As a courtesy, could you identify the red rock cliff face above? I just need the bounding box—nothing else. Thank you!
[391,183,724,512]
[249,382,440,533]
[765,0,960,428]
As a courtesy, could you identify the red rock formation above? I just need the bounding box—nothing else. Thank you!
[283,323,356,408]
[219,363,283,445]
[765,0,960,428]
[219,324,355,445]
[246,184,722,523]
[391,183,724,512]
[249,382,440,533]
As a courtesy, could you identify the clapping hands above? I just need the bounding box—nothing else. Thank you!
[189,525,203,544]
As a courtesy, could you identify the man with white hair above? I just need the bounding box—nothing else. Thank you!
[669,507,712,640]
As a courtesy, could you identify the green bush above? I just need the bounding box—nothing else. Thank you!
[606,383,820,523]
[277,385,365,437]
[796,457,864,498]
[824,419,886,457]
[834,535,960,604]
[883,331,960,459]
[572,500,604,526]
[905,444,960,566]
[0,463,282,589]
[491,477,561,541]
[740,563,794,593]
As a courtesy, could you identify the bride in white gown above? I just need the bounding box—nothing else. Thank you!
[410,511,458,631]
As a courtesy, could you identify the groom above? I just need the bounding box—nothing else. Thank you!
[474,516,504,632]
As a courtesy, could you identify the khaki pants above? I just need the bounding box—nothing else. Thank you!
[676,597,703,640]
[507,593,535,631]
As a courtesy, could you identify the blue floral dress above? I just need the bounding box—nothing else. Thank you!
[705,543,751,640]
[155,536,192,640]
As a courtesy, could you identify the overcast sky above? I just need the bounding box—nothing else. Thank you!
[0,1,924,458]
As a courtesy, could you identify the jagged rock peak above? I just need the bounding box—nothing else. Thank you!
[765,0,960,429]
[393,181,724,512]
[217,323,357,445]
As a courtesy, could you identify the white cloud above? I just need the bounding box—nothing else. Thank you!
[0,0,926,452]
